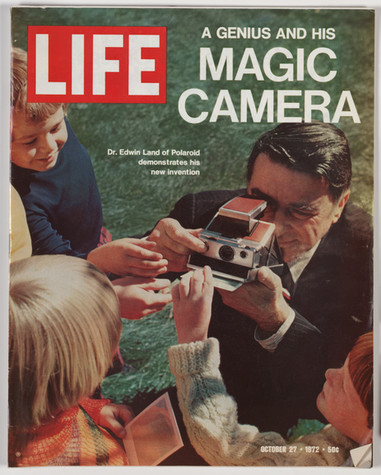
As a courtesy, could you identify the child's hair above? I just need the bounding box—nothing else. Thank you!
[348,331,373,429]
[11,47,68,122]
[9,255,122,433]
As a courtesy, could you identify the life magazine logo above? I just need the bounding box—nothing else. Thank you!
[27,26,167,103]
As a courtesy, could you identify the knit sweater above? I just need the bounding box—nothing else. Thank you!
[9,398,128,467]
[168,338,358,466]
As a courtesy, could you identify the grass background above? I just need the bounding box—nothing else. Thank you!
[11,8,374,409]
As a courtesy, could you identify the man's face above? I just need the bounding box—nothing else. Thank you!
[316,357,370,443]
[247,153,349,263]
[11,107,68,172]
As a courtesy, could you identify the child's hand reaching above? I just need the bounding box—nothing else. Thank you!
[87,237,168,277]
[99,403,134,439]
[171,266,214,344]
[112,275,172,319]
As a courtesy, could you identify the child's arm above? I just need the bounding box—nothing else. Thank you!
[25,206,91,258]
[87,237,169,277]
[26,212,169,279]
[168,338,350,466]
[171,266,214,344]
[112,275,172,319]
[168,270,350,466]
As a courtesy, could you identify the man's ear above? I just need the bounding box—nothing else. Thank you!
[332,189,350,223]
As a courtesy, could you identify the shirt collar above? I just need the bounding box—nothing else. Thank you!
[288,240,321,283]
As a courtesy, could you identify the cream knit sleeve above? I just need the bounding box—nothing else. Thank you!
[168,338,357,466]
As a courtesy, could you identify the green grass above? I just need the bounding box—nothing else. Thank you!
[101,305,177,407]
[11,7,374,407]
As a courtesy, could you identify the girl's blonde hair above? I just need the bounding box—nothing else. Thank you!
[9,255,121,432]
[11,47,68,122]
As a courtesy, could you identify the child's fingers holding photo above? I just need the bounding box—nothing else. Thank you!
[99,403,135,439]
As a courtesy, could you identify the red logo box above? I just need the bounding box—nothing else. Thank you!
[27,25,167,103]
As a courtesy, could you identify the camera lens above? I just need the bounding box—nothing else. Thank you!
[219,245,235,261]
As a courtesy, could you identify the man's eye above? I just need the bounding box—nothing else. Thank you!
[291,209,314,219]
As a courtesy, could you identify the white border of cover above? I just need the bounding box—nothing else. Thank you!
[0,2,379,475]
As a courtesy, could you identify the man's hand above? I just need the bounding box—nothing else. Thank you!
[99,403,134,439]
[218,267,291,333]
[172,266,214,344]
[87,237,168,277]
[147,218,207,272]
[112,275,172,319]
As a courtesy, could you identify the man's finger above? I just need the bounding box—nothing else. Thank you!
[163,219,206,253]
[188,228,205,240]
[217,288,229,299]
[256,266,282,291]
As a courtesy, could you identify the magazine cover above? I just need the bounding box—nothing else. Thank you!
[8,4,374,469]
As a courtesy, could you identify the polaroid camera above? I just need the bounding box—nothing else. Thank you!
[187,196,283,290]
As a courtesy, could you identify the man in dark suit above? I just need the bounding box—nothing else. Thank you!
[148,122,372,438]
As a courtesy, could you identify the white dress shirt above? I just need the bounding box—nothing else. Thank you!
[254,241,321,352]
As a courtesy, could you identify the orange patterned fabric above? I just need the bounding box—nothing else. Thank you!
[9,398,129,466]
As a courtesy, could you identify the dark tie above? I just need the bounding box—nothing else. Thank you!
[281,263,295,298]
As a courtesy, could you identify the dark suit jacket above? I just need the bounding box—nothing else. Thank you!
[167,189,373,436]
